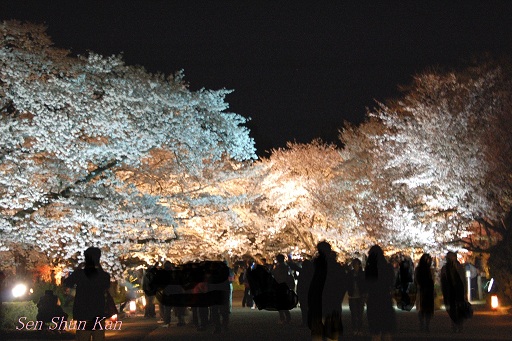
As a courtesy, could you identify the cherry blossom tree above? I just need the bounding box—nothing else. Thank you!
[0,21,256,277]
[362,61,512,250]
[336,60,512,301]
[249,141,368,258]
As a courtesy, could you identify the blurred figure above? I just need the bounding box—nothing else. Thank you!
[365,245,396,341]
[308,241,347,341]
[209,260,231,334]
[240,260,253,308]
[414,253,435,332]
[296,259,313,327]
[64,247,110,341]
[397,255,413,310]
[144,293,156,318]
[260,258,273,272]
[272,254,294,324]
[160,261,175,328]
[441,251,467,333]
[36,290,68,326]
[193,270,210,331]
[347,258,366,336]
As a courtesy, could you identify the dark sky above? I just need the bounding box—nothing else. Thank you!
[2,1,512,156]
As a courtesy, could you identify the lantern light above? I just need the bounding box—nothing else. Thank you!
[491,295,499,310]
[129,300,137,312]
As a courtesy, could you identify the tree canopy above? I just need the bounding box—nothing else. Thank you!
[1,22,511,294]
[0,21,256,276]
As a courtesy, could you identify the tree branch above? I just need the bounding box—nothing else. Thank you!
[12,159,120,220]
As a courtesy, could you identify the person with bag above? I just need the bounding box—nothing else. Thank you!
[271,254,295,324]
[441,251,470,333]
[64,247,111,341]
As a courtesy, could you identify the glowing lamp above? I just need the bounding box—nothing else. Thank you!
[129,300,137,312]
[12,283,27,298]
[110,314,118,322]
[141,296,146,307]
[491,295,499,310]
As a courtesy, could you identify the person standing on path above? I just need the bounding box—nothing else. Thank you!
[64,247,111,341]
[240,260,254,308]
[397,255,413,310]
[296,258,313,327]
[365,244,396,341]
[414,253,435,332]
[308,241,347,341]
[441,251,467,333]
[347,258,366,336]
[272,254,294,324]
[209,260,232,334]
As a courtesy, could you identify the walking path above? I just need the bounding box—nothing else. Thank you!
[3,292,512,341]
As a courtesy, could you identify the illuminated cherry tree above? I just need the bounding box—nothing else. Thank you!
[248,141,366,258]
[331,61,512,264]
[129,152,264,263]
[0,21,256,276]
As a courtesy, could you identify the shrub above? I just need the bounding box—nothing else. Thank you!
[1,301,38,330]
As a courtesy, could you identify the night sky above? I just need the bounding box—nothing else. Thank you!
[2,1,512,156]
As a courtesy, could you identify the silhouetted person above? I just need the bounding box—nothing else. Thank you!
[144,293,156,318]
[441,251,467,333]
[272,254,294,324]
[193,270,210,331]
[160,261,175,328]
[159,260,186,328]
[414,253,435,332]
[308,241,347,341]
[397,255,413,310]
[37,289,68,325]
[64,247,111,341]
[347,258,366,336]
[297,259,313,327]
[210,260,231,334]
[365,245,396,341]
[260,257,273,271]
[240,260,253,308]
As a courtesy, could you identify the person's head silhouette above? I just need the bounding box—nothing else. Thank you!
[84,247,101,265]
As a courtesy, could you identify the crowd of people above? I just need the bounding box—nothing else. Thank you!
[33,242,472,341]
[237,242,472,341]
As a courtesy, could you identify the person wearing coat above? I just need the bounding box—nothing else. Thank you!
[365,244,396,341]
[414,253,435,332]
[272,254,294,324]
[308,241,347,341]
[64,247,111,341]
[347,258,366,336]
[441,251,467,333]
[296,259,313,327]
